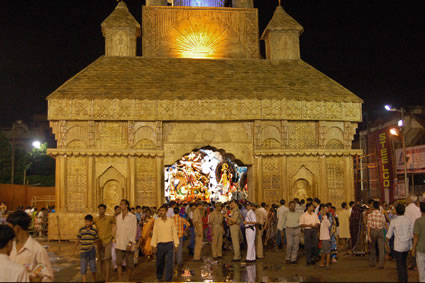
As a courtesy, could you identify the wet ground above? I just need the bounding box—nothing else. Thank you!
[38,236,419,282]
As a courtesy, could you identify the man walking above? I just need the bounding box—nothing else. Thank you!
[173,207,190,266]
[244,202,257,263]
[412,202,425,282]
[115,199,137,282]
[385,203,413,282]
[94,204,115,282]
[209,203,224,259]
[224,200,241,261]
[283,201,301,264]
[300,203,320,265]
[277,199,288,249]
[193,203,204,261]
[151,205,179,282]
[367,200,387,269]
[255,204,265,259]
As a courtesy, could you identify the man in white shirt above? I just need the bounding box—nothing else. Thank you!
[385,203,413,282]
[300,203,320,265]
[258,203,268,219]
[405,195,421,224]
[276,199,289,249]
[313,198,321,215]
[7,211,53,282]
[0,224,29,282]
[115,199,137,282]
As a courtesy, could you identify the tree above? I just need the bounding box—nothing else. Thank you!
[0,132,12,183]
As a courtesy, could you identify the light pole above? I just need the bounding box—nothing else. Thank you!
[386,105,409,195]
[10,120,23,184]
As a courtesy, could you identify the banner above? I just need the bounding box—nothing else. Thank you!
[395,145,425,173]
[376,129,395,203]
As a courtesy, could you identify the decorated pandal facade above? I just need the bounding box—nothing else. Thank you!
[46,0,362,239]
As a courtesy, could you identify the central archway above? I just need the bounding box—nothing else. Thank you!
[164,146,248,203]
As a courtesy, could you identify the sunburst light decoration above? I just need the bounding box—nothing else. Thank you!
[171,18,230,59]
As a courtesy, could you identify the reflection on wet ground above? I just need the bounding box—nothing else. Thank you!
[40,237,417,282]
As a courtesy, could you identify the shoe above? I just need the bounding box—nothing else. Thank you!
[245,260,256,263]
[256,257,264,259]
[291,261,297,264]
[232,258,241,262]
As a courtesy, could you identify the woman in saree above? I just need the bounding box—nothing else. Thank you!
[264,206,277,247]
[350,204,367,255]
[140,208,155,259]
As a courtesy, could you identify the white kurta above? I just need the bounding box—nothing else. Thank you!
[245,209,257,261]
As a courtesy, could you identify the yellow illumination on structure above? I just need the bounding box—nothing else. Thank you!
[177,32,216,58]
[171,18,229,59]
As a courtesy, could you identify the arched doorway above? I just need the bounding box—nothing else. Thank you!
[164,146,248,203]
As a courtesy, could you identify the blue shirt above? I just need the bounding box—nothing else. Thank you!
[386,215,413,252]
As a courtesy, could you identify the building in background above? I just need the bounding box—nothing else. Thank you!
[358,106,425,202]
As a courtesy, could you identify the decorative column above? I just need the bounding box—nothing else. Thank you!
[282,156,288,201]
[344,156,355,202]
[319,156,328,201]
[156,157,164,207]
[87,157,95,210]
[128,157,137,207]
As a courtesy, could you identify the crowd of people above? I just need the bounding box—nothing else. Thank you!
[0,195,424,282]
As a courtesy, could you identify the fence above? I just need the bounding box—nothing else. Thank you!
[0,184,55,210]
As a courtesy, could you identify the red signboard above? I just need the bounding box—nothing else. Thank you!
[375,129,395,203]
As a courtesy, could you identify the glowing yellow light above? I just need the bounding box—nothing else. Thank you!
[177,31,220,59]
[389,128,399,136]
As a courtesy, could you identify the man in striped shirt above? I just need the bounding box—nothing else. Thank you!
[76,215,99,282]
[367,201,388,269]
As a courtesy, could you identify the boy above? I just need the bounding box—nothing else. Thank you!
[319,205,331,268]
[76,215,99,282]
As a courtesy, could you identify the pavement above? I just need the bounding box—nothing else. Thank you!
[38,237,420,282]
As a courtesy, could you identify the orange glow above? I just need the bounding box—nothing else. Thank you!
[389,128,399,136]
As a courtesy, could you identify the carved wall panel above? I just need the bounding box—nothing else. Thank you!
[163,122,254,165]
[96,122,128,150]
[48,98,362,122]
[136,157,157,206]
[327,157,345,205]
[66,157,88,212]
[288,121,318,149]
[142,6,259,59]
[262,157,281,203]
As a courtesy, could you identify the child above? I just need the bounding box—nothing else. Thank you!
[76,215,99,282]
[319,205,331,268]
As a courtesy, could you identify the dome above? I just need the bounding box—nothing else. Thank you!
[173,0,225,7]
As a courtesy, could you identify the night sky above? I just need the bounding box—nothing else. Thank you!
[1,0,424,127]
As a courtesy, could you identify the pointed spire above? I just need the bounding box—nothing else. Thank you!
[101,1,141,56]
[261,5,303,60]
[261,5,303,40]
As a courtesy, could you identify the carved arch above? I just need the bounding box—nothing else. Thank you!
[97,166,127,212]
[66,125,88,148]
[134,126,156,149]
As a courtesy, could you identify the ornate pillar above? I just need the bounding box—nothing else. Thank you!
[156,157,164,207]
[87,157,95,210]
[129,157,137,207]
[255,156,263,203]
[282,156,288,201]
[319,156,328,202]
[344,156,355,202]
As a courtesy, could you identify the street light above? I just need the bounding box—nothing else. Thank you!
[32,141,41,149]
[389,128,399,136]
[386,104,409,195]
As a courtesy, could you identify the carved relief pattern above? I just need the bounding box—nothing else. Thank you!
[48,99,362,122]
[288,122,318,149]
[262,157,281,203]
[67,157,88,212]
[327,157,345,204]
[96,122,128,150]
[136,157,156,206]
